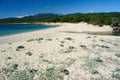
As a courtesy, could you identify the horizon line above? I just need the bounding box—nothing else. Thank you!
[0,11,120,19]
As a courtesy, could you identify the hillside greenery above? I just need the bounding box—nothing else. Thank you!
[0,12,120,25]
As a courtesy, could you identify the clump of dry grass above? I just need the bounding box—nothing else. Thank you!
[39,67,64,80]
[26,52,33,56]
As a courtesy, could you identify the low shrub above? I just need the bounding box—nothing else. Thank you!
[46,39,52,41]
[112,72,120,79]
[69,46,75,49]
[26,52,33,56]
[111,67,120,79]
[60,44,64,47]
[39,67,63,80]
[17,45,25,49]
[64,37,73,40]
[36,38,44,41]
[64,58,76,66]
[64,49,72,53]
[16,45,25,51]
[61,41,65,43]
[27,39,34,42]
[80,45,87,49]
[90,69,99,74]
[12,64,18,70]
[10,70,34,80]
[115,53,120,57]
[115,67,120,72]
[96,44,110,49]
[7,57,12,59]
[59,67,69,75]
[94,57,103,62]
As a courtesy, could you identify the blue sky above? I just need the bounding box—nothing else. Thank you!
[0,0,120,18]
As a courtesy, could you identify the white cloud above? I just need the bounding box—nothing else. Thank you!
[16,15,29,18]
[87,10,95,13]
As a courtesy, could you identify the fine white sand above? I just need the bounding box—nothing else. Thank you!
[0,23,120,80]
[0,23,113,44]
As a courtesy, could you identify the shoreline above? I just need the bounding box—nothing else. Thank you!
[0,22,114,35]
[0,22,113,43]
[0,24,58,37]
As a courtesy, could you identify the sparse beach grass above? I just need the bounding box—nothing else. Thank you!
[0,23,119,80]
[26,52,33,56]
[27,39,35,42]
[115,53,120,57]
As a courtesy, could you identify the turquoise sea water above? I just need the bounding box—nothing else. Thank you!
[0,24,56,36]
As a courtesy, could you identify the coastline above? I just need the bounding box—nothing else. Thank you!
[0,22,113,43]
[0,22,120,80]
[0,24,58,37]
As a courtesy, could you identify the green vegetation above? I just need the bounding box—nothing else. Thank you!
[64,37,73,40]
[1,50,6,52]
[59,67,69,75]
[39,67,63,80]
[10,69,35,80]
[46,39,52,41]
[64,49,72,53]
[0,65,63,80]
[1,12,120,25]
[26,52,33,56]
[8,43,12,45]
[60,44,64,47]
[2,64,18,74]
[90,69,99,74]
[112,68,120,79]
[80,45,87,49]
[81,58,96,70]
[86,36,91,39]
[17,45,25,49]
[36,38,44,41]
[115,53,120,57]
[34,37,44,43]
[60,41,65,43]
[1,65,36,80]
[39,54,45,58]
[112,72,120,79]
[68,46,75,49]
[16,45,25,51]
[91,78,97,80]
[115,67,120,72]
[42,59,53,64]
[12,64,18,70]
[62,45,75,53]
[63,58,76,66]
[95,44,110,49]
[7,57,12,59]
[94,57,103,62]
[27,39,34,42]
[24,62,29,66]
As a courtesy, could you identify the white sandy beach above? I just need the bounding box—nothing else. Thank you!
[0,23,120,80]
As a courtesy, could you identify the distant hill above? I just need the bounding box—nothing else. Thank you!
[0,13,61,23]
[0,12,120,25]
[23,13,61,19]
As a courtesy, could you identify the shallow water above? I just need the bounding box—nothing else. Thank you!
[0,24,56,36]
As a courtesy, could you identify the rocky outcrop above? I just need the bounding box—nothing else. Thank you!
[111,19,120,34]
[112,26,120,33]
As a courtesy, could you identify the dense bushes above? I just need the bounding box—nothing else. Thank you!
[0,12,120,25]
